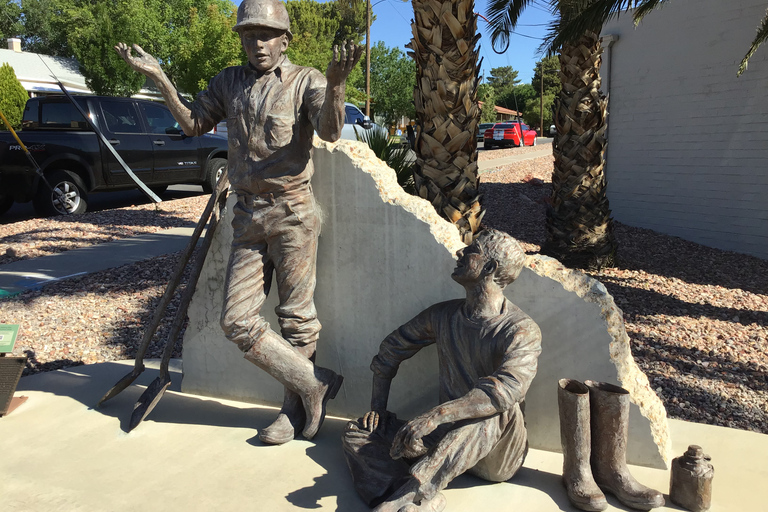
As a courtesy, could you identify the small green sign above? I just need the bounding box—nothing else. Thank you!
[0,324,19,353]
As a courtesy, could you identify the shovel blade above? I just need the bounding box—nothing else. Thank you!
[127,374,172,432]
[96,365,145,407]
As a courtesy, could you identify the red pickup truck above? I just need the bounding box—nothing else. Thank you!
[0,95,228,216]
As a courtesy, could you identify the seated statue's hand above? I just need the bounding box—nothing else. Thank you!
[362,409,388,432]
[114,43,163,79]
[326,41,364,86]
[390,412,436,460]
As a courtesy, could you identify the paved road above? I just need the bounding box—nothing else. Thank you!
[2,140,554,223]
[1,184,206,224]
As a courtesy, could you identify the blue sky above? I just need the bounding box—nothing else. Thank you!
[233,0,557,85]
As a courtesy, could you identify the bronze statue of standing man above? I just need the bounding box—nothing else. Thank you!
[116,0,363,443]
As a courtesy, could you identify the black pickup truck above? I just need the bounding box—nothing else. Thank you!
[0,95,228,216]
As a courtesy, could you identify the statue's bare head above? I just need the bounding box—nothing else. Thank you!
[452,229,525,289]
[233,0,292,72]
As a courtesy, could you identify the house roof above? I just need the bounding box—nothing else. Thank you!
[0,48,90,93]
[478,101,521,116]
[0,48,163,100]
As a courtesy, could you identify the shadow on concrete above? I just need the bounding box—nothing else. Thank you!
[285,430,366,511]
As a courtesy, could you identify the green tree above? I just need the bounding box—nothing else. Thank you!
[64,0,166,96]
[486,65,521,110]
[366,41,415,126]
[531,55,559,97]
[286,0,366,103]
[0,0,22,41]
[0,64,29,130]
[19,0,71,56]
[522,91,554,130]
[478,83,497,123]
[163,0,244,95]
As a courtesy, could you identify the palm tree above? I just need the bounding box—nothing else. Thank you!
[487,0,616,268]
[485,0,768,268]
[407,0,484,245]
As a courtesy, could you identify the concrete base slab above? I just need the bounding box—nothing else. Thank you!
[1,360,765,512]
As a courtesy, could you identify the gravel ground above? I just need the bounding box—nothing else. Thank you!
[0,195,208,265]
[482,151,768,434]
[1,145,766,434]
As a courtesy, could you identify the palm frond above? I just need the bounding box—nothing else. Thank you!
[542,1,632,53]
[632,0,669,24]
[739,7,768,76]
[486,0,540,54]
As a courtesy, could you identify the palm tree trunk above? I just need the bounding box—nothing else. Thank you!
[407,0,483,244]
[545,30,616,268]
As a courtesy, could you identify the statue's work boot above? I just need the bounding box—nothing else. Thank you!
[259,343,315,445]
[301,366,344,440]
[259,388,305,445]
[585,381,665,511]
[243,330,343,441]
[558,379,607,511]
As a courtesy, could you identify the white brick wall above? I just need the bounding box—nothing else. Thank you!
[601,0,768,259]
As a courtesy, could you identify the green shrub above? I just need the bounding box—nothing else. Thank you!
[0,64,28,130]
[355,124,415,194]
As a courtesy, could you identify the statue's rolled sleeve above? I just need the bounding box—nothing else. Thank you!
[369,308,436,380]
[303,69,343,142]
[189,73,228,136]
[475,321,542,412]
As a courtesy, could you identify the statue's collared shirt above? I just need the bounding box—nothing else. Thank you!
[370,298,542,412]
[190,56,329,195]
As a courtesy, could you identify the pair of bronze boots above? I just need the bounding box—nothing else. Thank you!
[243,331,343,444]
[558,379,665,511]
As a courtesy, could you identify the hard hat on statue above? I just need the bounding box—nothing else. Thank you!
[233,0,293,40]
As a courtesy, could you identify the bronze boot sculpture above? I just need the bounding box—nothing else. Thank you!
[586,380,665,510]
[558,379,608,511]
[244,330,343,440]
[258,343,315,444]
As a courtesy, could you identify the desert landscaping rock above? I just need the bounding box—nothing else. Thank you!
[0,151,765,435]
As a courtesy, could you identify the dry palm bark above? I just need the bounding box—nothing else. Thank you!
[546,31,616,268]
[407,0,483,244]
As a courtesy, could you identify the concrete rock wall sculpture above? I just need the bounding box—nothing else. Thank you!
[181,139,671,468]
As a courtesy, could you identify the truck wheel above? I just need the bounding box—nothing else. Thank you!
[0,193,13,216]
[483,141,492,150]
[202,158,227,193]
[33,170,88,216]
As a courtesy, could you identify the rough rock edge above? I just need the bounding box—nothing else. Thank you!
[527,255,672,467]
[317,138,671,467]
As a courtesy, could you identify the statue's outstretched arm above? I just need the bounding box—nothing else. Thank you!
[114,43,198,135]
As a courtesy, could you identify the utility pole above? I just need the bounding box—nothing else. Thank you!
[365,0,371,117]
[539,62,544,136]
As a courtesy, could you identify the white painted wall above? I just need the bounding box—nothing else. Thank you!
[601,0,768,258]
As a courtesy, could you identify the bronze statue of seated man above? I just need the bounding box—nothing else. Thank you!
[342,229,542,512]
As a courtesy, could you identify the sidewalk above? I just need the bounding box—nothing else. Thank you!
[0,226,197,297]
[1,359,765,511]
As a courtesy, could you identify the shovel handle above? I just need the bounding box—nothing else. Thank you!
[132,177,228,368]
[158,183,228,375]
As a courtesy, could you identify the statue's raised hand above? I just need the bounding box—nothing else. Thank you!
[114,43,163,79]
[326,41,364,87]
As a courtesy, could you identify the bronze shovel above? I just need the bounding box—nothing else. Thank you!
[97,177,229,407]
[128,183,228,431]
